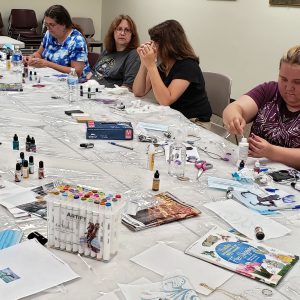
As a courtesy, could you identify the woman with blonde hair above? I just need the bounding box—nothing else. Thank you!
[223,45,300,169]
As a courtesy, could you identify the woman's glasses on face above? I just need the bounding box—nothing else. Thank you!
[115,27,131,34]
[44,22,57,29]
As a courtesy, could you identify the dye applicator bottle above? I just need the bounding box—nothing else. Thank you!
[38,161,44,179]
[238,137,249,162]
[152,170,160,191]
[13,134,19,150]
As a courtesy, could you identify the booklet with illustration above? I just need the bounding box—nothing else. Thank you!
[232,186,300,215]
[185,226,299,287]
[122,192,200,231]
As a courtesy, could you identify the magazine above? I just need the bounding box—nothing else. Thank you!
[232,186,300,215]
[122,192,200,231]
[185,226,299,287]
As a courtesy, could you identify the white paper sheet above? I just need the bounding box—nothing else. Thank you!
[204,199,291,240]
[0,239,79,300]
[130,243,232,295]
[119,274,199,300]
[0,190,37,209]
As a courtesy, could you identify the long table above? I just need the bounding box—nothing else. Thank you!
[0,66,299,300]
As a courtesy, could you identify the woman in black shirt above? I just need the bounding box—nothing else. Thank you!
[133,19,211,121]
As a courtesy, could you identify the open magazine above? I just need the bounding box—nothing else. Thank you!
[185,226,299,287]
[122,192,200,231]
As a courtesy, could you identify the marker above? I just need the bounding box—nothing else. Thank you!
[80,143,94,148]
[108,141,133,150]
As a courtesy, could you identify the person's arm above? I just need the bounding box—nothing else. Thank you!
[223,95,258,135]
[133,43,190,105]
[133,45,152,96]
[248,134,300,170]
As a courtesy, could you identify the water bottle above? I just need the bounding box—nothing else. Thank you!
[67,68,79,102]
[11,46,23,74]
[168,139,186,178]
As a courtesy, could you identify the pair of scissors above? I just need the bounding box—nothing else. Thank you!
[195,160,213,179]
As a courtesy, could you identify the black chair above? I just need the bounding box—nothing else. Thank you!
[7,9,43,49]
[88,51,100,69]
[0,12,4,35]
[72,17,103,52]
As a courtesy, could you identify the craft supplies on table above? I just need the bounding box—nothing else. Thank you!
[46,183,125,262]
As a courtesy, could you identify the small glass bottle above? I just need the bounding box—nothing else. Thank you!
[26,135,31,152]
[148,144,155,171]
[29,156,34,174]
[6,53,11,71]
[38,161,44,179]
[168,139,186,178]
[152,170,160,191]
[30,136,36,152]
[13,134,19,150]
[22,160,29,178]
[15,163,22,182]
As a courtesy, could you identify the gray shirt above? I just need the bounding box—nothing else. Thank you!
[92,49,140,88]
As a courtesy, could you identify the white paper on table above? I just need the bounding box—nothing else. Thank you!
[0,180,29,197]
[0,190,37,209]
[96,278,151,300]
[0,239,79,300]
[137,122,169,132]
[130,243,232,295]
[119,274,199,300]
[204,199,291,240]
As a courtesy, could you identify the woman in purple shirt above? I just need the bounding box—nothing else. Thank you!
[223,45,300,170]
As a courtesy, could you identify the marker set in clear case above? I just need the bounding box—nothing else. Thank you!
[46,184,124,261]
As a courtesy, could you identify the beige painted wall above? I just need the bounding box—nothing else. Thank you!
[101,0,300,99]
[0,0,102,41]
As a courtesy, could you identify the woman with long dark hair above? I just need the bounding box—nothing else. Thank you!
[133,20,211,121]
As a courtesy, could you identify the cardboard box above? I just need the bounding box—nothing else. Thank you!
[86,121,133,140]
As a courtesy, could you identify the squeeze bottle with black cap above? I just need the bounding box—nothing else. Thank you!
[152,170,160,191]
[38,161,44,179]
[239,137,249,162]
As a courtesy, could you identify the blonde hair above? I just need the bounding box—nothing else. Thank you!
[280,45,300,67]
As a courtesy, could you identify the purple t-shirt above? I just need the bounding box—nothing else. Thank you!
[246,81,300,148]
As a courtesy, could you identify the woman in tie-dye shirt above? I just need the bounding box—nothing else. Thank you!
[24,5,90,79]
[223,45,300,170]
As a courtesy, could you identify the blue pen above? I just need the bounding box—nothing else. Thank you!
[108,141,133,150]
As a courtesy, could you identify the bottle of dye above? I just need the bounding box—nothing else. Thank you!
[13,134,19,150]
[152,170,160,191]
[148,144,155,171]
[29,156,34,174]
[38,161,44,179]
[15,163,22,182]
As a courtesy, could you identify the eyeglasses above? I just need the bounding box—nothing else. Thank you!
[44,22,57,29]
[115,27,131,34]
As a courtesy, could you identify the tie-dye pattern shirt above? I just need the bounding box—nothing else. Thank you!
[42,29,90,79]
[246,81,300,148]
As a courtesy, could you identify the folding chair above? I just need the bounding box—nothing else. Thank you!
[72,17,102,52]
[0,12,4,35]
[202,71,238,144]
[7,9,42,50]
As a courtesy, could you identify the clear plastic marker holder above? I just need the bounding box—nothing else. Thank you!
[46,183,125,262]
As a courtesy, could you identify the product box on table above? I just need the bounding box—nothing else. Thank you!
[86,121,133,140]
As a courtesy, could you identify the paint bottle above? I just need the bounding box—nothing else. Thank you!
[31,137,36,152]
[254,160,260,173]
[80,85,83,97]
[20,152,25,166]
[26,135,31,152]
[87,87,91,99]
[255,226,265,240]
[34,71,37,81]
[29,155,34,174]
[238,160,245,171]
[38,160,44,179]
[152,170,160,191]
[29,70,32,81]
[6,54,11,71]
[22,160,29,178]
[23,62,29,78]
[13,134,19,150]
[238,137,249,162]
[148,144,155,171]
[15,163,22,182]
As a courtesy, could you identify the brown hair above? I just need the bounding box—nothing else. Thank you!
[104,15,139,53]
[148,19,199,71]
[44,5,83,34]
[280,45,300,67]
